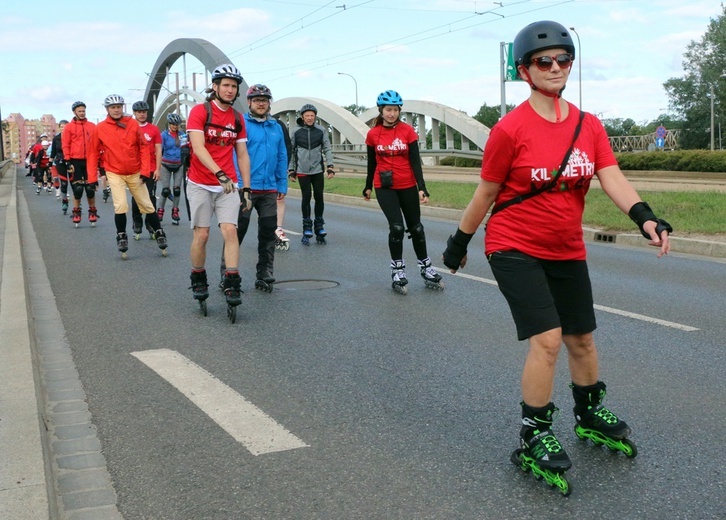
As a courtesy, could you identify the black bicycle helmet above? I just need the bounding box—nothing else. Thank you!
[167,113,183,125]
[512,21,575,68]
[299,103,317,115]
[132,101,149,111]
[71,101,86,111]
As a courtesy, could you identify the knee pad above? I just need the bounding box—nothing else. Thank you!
[389,223,405,244]
[408,222,426,243]
[161,187,171,198]
[71,183,85,199]
[84,184,96,199]
[172,187,181,199]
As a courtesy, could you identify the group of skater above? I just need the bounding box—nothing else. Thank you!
[29,19,675,495]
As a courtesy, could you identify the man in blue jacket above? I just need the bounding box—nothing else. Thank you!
[232,84,288,292]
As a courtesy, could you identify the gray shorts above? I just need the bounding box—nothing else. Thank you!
[187,182,239,228]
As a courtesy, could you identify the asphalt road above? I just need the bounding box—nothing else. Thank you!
[21,173,726,520]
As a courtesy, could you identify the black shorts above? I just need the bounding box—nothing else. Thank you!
[68,159,89,183]
[488,250,596,341]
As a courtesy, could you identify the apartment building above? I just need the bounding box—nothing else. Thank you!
[1,113,59,164]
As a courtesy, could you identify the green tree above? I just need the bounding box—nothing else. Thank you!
[473,102,515,128]
[664,5,726,149]
[342,104,367,117]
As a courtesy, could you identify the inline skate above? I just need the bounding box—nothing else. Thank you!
[155,228,168,257]
[571,381,637,458]
[171,207,180,225]
[255,271,275,293]
[61,198,69,215]
[146,223,157,240]
[116,232,129,260]
[275,227,290,251]
[157,207,164,223]
[88,207,99,227]
[418,257,444,290]
[132,220,143,241]
[102,187,111,203]
[71,206,82,228]
[222,272,243,323]
[511,402,572,496]
[301,218,313,246]
[314,217,327,244]
[390,260,408,295]
[190,270,209,316]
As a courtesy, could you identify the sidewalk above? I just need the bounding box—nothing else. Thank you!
[0,161,49,518]
[0,162,121,520]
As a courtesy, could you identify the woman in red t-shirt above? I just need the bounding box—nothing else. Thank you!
[363,90,443,295]
[441,21,673,494]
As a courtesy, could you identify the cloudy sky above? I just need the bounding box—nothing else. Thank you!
[1,0,721,124]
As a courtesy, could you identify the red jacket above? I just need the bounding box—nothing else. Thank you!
[87,115,150,183]
[62,118,95,160]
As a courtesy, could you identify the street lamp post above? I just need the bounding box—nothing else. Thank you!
[569,27,582,110]
[337,72,358,108]
[711,84,715,151]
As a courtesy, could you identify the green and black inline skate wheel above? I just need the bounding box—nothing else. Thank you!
[574,425,638,458]
[511,449,572,497]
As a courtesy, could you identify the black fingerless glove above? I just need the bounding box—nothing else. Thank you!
[442,228,474,270]
[362,186,372,197]
[628,201,673,239]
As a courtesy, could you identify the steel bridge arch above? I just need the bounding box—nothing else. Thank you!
[143,38,248,126]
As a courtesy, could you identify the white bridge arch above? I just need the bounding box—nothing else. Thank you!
[145,38,491,165]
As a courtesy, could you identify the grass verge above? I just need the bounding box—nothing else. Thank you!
[321,177,725,236]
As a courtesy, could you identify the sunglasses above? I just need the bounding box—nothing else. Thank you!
[529,53,574,71]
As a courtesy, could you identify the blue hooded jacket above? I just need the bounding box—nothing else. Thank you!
[234,113,288,194]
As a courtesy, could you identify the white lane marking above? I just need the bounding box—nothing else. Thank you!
[592,305,699,332]
[130,349,309,455]
[437,267,700,332]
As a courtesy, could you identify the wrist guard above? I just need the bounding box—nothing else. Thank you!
[442,228,474,270]
[628,201,673,239]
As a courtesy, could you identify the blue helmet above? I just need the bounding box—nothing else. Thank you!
[376,90,403,107]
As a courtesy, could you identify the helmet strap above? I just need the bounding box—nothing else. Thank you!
[521,68,563,123]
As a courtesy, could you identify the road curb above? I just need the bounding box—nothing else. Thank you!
[15,170,122,519]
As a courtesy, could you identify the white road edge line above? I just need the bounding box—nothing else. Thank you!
[437,267,700,332]
[130,349,309,455]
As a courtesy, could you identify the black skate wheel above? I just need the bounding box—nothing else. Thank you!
[227,305,237,323]
[199,299,208,316]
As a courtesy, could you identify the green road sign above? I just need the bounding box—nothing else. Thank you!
[505,42,522,82]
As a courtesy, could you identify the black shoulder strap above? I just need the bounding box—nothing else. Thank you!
[490,110,586,217]
[204,101,243,134]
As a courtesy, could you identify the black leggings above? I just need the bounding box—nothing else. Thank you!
[298,173,325,220]
[375,186,428,260]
